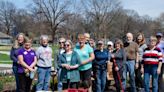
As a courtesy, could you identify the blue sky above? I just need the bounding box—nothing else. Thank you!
[122,0,164,18]
[5,0,164,18]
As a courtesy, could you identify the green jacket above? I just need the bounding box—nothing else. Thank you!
[58,51,81,83]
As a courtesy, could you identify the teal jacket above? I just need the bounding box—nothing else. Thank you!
[58,51,81,83]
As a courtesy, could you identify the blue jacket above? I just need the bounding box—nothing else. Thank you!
[58,51,81,83]
[10,47,22,67]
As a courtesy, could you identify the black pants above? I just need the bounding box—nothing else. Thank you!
[135,62,144,88]
[158,63,164,92]
[63,79,79,90]
[18,73,32,92]
[80,68,92,88]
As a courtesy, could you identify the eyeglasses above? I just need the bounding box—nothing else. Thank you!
[59,42,65,44]
[98,43,103,45]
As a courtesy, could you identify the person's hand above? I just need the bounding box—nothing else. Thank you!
[28,67,35,72]
[135,63,139,69]
[70,65,79,69]
[111,54,115,58]
[115,66,119,71]
[64,64,70,70]
[24,69,29,73]
[81,61,87,65]
[141,67,144,74]
[157,68,161,74]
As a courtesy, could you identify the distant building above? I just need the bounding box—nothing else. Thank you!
[0,32,12,45]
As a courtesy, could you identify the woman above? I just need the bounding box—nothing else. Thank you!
[59,40,81,89]
[74,34,95,89]
[141,36,162,92]
[36,35,52,91]
[17,37,37,92]
[112,39,126,92]
[93,40,110,92]
[10,33,25,92]
[55,37,66,91]
[135,33,147,91]
[107,41,114,53]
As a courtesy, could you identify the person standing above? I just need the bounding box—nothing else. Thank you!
[17,37,37,92]
[54,37,66,92]
[36,35,52,91]
[59,40,81,89]
[141,36,162,92]
[10,33,25,92]
[156,32,164,92]
[84,33,91,44]
[107,41,114,53]
[112,39,126,92]
[124,32,138,92]
[93,40,110,92]
[74,34,95,90]
[135,33,147,91]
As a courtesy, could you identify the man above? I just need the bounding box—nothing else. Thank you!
[124,32,138,92]
[156,32,164,92]
[84,33,90,44]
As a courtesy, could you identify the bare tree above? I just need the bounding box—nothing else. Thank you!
[32,0,71,43]
[0,1,16,34]
[81,0,122,39]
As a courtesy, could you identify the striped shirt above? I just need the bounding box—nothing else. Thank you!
[142,47,162,65]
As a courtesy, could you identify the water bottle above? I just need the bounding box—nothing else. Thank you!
[30,71,35,79]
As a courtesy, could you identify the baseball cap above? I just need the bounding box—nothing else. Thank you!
[156,32,163,37]
[107,41,113,46]
[98,40,104,44]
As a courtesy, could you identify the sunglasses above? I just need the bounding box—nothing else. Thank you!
[64,44,70,47]
[59,42,65,44]
[98,43,103,45]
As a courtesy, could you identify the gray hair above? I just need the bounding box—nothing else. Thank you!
[40,35,49,41]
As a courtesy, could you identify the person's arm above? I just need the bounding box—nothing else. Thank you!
[10,47,18,63]
[70,52,81,69]
[81,52,95,65]
[135,44,139,69]
[157,49,163,74]
[30,56,37,68]
[54,52,59,70]
[18,55,34,72]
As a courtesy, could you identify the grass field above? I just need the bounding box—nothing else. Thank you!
[0,53,11,61]
[0,44,59,64]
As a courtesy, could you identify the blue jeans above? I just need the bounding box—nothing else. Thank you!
[144,65,159,92]
[123,60,136,92]
[95,69,107,92]
[36,67,51,91]
[12,66,19,92]
[57,68,62,91]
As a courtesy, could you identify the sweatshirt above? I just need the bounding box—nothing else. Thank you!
[36,46,52,67]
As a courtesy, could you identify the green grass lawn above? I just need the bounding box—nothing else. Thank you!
[0,44,59,65]
[0,53,11,61]
[0,53,12,64]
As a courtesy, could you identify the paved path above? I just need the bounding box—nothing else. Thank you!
[0,64,12,68]
[0,51,10,55]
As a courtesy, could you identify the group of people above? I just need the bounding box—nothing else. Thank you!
[10,32,164,92]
